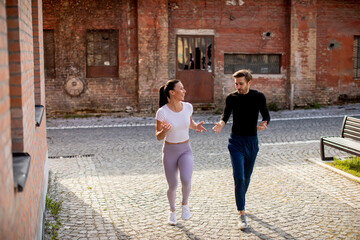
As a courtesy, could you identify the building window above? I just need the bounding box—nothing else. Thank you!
[354,36,360,79]
[44,30,55,78]
[224,54,281,74]
[86,30,118,78]
[177,36,213,72]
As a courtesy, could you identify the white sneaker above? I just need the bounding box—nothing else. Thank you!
[238,214,248,229]
[168,211,177,225]
[181,205,191,220]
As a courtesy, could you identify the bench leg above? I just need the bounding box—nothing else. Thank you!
[320,138,325,160]
[320,138,333,161]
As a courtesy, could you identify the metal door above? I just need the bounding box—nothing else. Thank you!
[176,36,214,103]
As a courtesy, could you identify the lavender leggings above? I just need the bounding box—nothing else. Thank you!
[162,141,193,211]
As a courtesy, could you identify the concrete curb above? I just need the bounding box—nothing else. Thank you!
[306,158,360,183]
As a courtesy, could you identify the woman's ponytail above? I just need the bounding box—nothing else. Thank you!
[159,85,167,108]
[158,79,180,108]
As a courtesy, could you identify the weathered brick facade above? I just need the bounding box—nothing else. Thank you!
[316,0,360,105]
[0,0,48,239]
[43,0,360,115]
[43,0,139,114]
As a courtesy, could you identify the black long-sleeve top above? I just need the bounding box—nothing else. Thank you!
[221,89,271,136]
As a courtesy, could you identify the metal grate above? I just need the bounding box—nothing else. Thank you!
[49,154,95,159]
[354,36,360,78]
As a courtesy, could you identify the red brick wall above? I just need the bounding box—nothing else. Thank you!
[168,0,290,109]
[0,0,48,239]
[0,0,13,238]
[32,0,45,105]
[289,0,317,108]
[43,0,139,114]
[137,0,169,111]
[316,0,360,104]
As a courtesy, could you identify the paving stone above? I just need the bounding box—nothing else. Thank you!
[45,104,360,239]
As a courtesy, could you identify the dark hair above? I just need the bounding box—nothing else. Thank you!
[159,79,180,108]
[232,69,252,82]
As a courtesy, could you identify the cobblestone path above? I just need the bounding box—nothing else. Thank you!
[46,104,360,239]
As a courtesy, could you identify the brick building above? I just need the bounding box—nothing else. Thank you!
[0,0,48,239]
[43,0,360,115]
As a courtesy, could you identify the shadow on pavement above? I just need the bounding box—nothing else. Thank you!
[176,223,202,240]
[45,172,130,240]
[246,213,296,239]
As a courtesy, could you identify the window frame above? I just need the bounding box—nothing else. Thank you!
[176,35,213,72]
[43,29,56,79]
[224,53,281,75]
[86,29,119,78]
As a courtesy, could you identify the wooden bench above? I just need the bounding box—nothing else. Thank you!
[320,116,360,160]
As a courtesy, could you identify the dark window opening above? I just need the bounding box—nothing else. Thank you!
[224,54,281,74]
[177,36,212,72]
[354,36,360,79]
[86,29,119,78]
[43,30,55,78]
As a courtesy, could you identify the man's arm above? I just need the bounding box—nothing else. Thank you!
[258,92,270,131]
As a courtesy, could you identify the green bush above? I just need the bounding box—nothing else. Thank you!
[267,103,278,111]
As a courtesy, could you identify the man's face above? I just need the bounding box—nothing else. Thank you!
[234,76,251,95]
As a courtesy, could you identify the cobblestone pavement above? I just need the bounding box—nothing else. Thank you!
[46,103,360,240]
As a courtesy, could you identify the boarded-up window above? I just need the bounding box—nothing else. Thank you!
[44,30,55,78]
[86,30,118,78]
[224,54,281,74]
[177,36,213,72]
[354,36,360,78]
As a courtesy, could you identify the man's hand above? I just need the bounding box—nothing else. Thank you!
[212,121,224,133]
[257,121,268,131]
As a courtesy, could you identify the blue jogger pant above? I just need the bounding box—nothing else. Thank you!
[228,133,259,211]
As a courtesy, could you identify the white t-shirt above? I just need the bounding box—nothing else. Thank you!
[155,102,193,143]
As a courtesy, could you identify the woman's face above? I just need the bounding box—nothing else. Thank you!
[170,82,186,101]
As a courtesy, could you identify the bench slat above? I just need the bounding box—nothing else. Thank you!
[346,121,360,129]
[343,129,360,141]
[325,142,360,152]
[347,116,360,124]
[323,137,360,151]
[323,143,360,157]
[345,125,360,132]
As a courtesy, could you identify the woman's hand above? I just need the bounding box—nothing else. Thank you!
[161,120,172,133]
[156,120,171,140]
[195,121,207,133]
